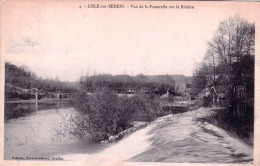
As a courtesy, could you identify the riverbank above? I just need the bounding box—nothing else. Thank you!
[5,98,71,104]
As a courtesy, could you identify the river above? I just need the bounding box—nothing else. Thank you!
[4,102,110,160]
[4,103,253,163]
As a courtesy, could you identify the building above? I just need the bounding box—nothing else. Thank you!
[210,86,227,105]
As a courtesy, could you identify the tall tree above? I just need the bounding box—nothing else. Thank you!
[193,16,255,103]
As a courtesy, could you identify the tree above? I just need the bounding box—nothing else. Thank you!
[193,16,255,105]
[191,63,208,95]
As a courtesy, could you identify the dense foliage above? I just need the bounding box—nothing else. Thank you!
[69,89,163,141]
[5,62,76,94]
[192,16,255,104]
[80,74,176,95]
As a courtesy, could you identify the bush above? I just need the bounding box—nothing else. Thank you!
[5,91,19,99]
[19,93,35,100]
[130,94,164,121]
[69,89,162,142]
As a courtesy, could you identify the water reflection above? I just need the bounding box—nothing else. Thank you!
[200,103,254,146]
[4,102,70,122]
[4,102,109,160]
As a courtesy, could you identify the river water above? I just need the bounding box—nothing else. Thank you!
[4,103,253,163]
[4,102,110,160]
[130,107,253,163]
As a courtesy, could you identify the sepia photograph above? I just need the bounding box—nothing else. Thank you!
[0,1,259,166]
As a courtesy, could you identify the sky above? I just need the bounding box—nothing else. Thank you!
[1,1,257,81]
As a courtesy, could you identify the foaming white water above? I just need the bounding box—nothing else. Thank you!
[130,107,253,163]
[62,125,153,165]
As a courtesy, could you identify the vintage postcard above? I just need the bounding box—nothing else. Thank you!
[0,0,259,166]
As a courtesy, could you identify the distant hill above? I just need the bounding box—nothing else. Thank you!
[5,62,77,96]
